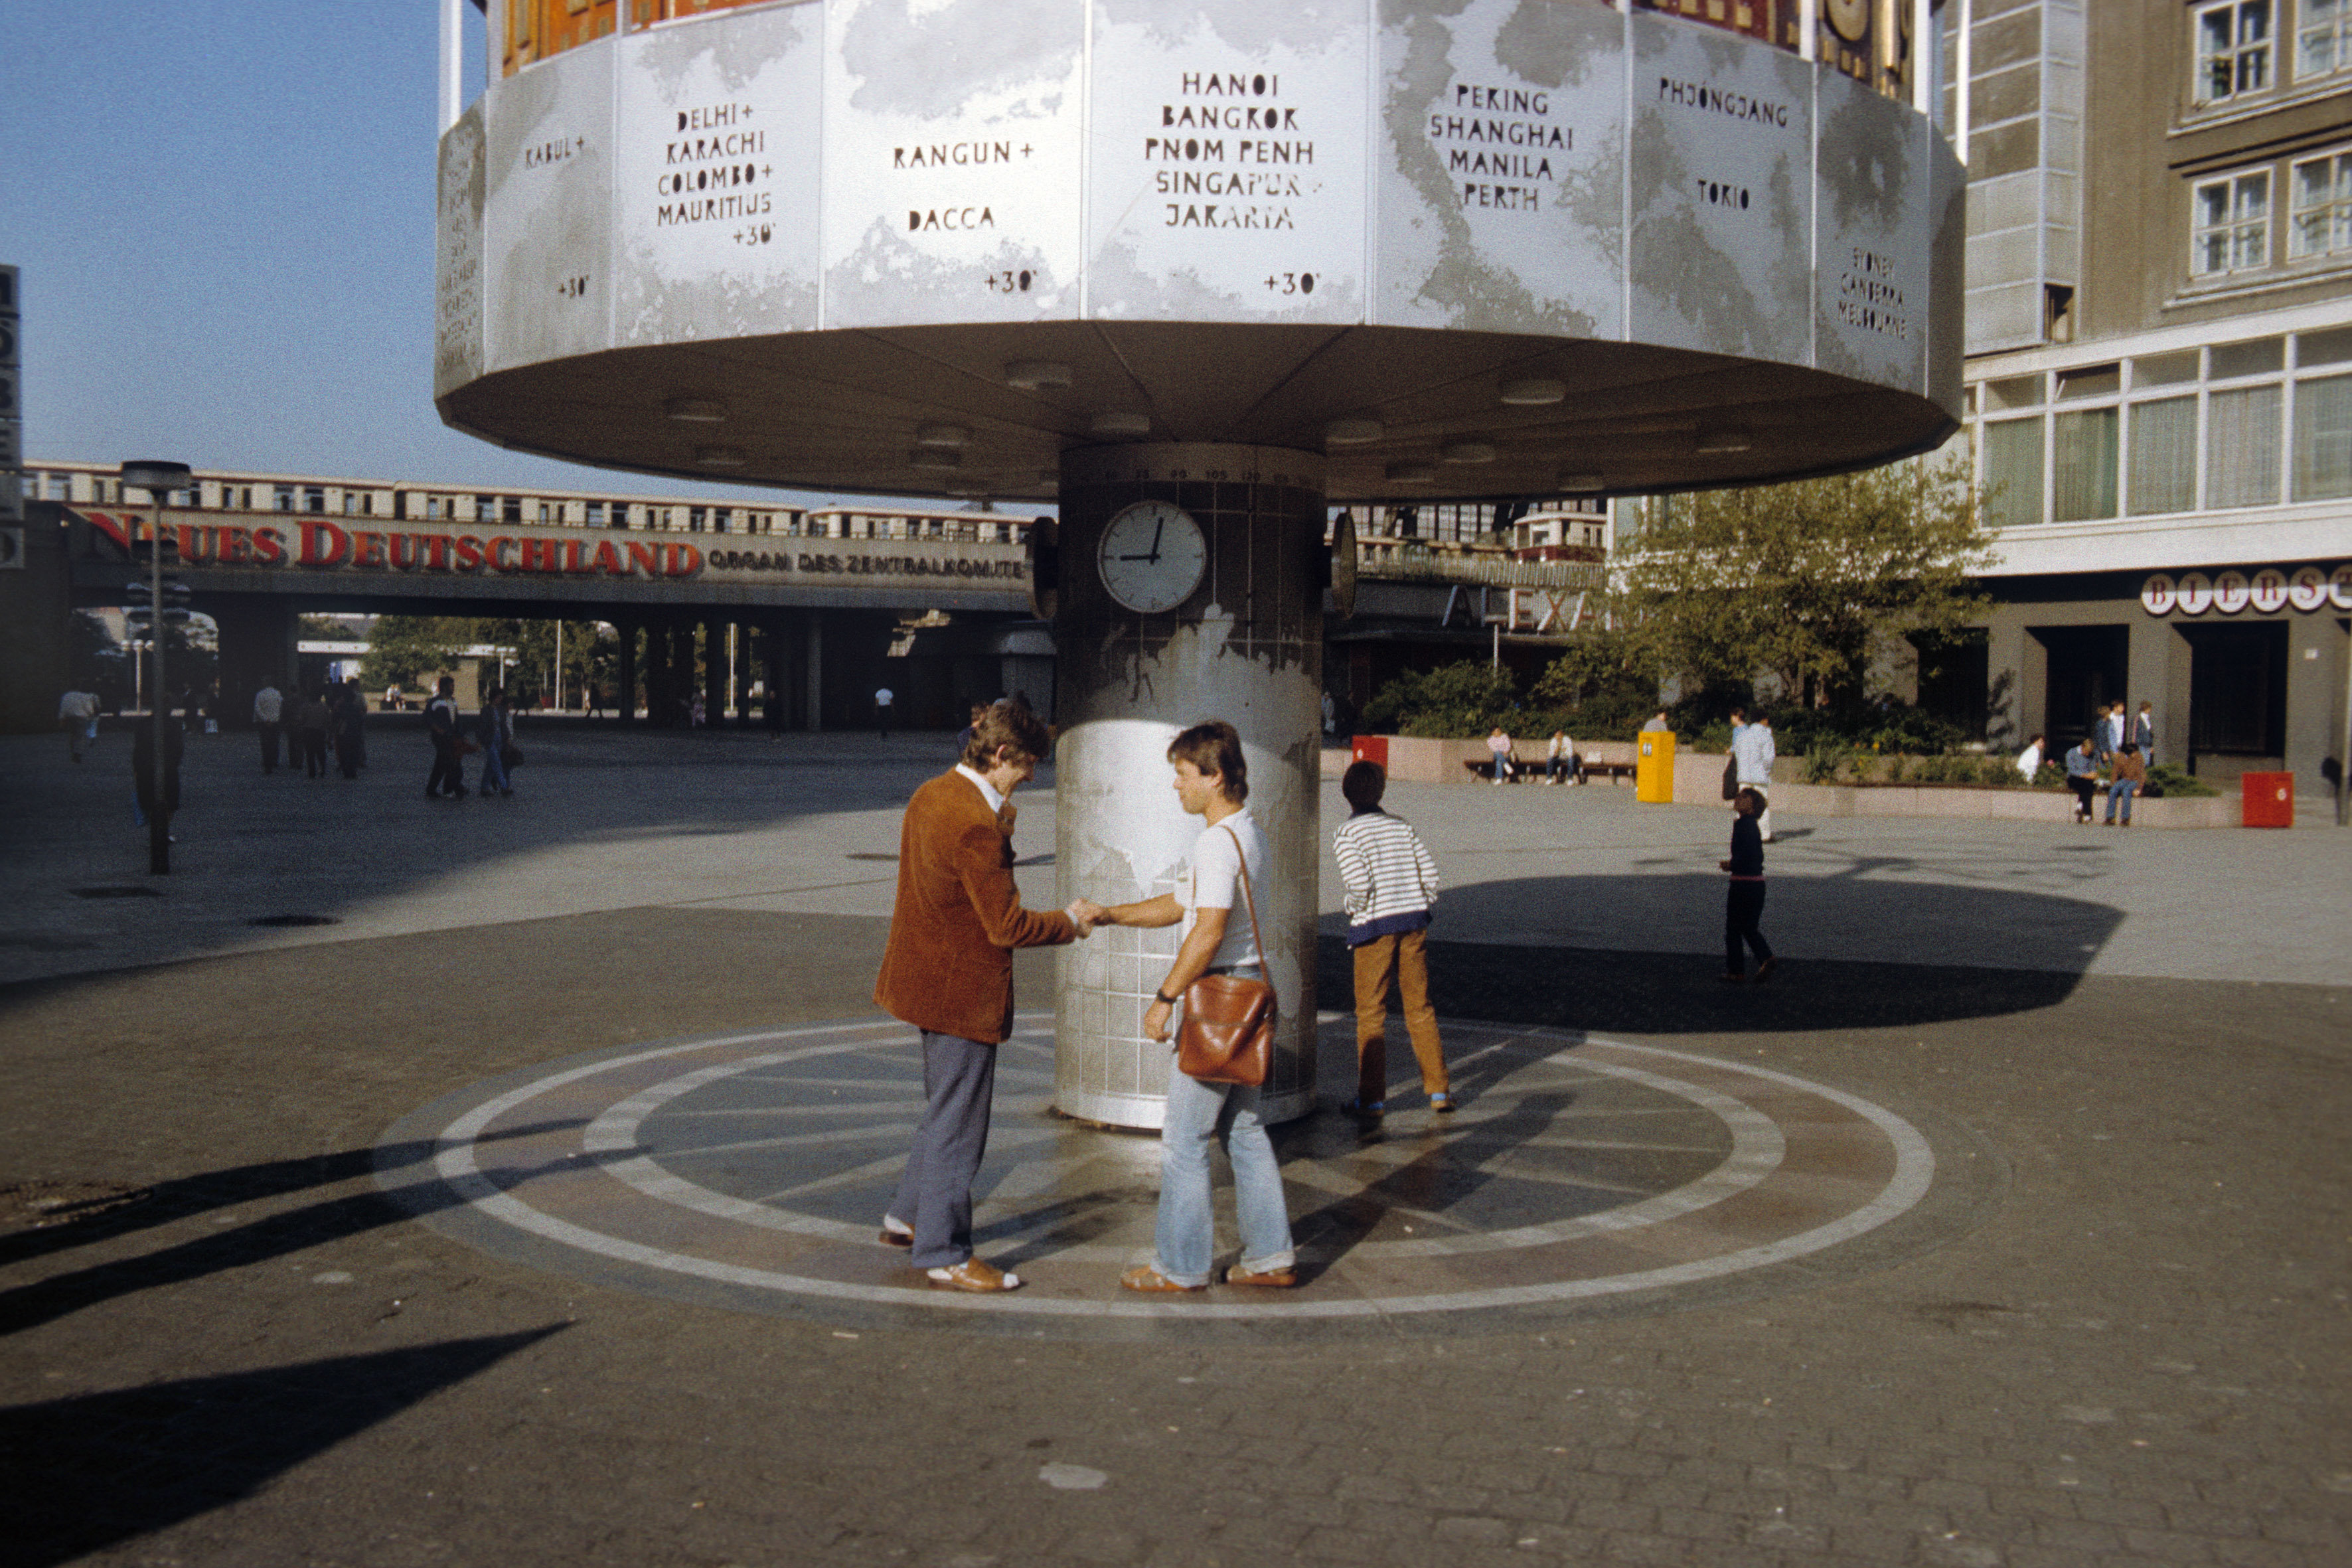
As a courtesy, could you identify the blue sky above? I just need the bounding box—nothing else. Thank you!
[2,1,854,505]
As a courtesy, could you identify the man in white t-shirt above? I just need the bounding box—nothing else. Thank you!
[1093,720,1297,1294]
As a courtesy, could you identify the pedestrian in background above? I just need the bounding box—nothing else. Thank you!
[477,686,514,797]
[1334,761,1450,1117]
[1545,728,1577,785]
[2016,734,2045,782]
[252,680,284,775]
[1720,787,1775,984]
[294,685,332,779]
[59,688,98,763]
[425,676,467,799]
[2105,742,2146,826]
[2134,702,2156,767]
[335,679,368,777]
[2064,735,2100,823]
[874,685,894,740]
[1486,724,1514,785]
[1732,711,1776,842]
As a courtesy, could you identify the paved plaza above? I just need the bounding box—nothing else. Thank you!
[1,722,2347,1567]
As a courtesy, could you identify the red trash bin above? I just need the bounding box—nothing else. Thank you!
[2240,771,2294,828]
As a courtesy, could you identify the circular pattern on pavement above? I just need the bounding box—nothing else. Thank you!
[376,1014,1998,1338]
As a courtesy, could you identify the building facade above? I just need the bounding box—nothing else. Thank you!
[1944,0,2352,792]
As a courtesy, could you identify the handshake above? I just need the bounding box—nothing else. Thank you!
[1063,898,1114,938]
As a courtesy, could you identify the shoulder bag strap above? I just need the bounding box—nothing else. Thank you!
[1220,824,1270,1002]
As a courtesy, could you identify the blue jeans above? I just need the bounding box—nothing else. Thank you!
[479,742,509,793]
[2105,779,2137,823]
[1155,966,1295,1287]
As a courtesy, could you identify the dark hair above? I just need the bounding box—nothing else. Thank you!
[1734,787,1764,813]
[960,694,1052,769]
[1341,759,1386,812]
[1167,720,1247,802]
[2120,742,2138,755]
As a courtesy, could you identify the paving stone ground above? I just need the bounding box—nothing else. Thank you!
[0,726,2346,1567]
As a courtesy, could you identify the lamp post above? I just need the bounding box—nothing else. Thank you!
[121,460,191,874]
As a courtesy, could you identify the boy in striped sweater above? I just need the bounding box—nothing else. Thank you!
[1334,761,1452,1116]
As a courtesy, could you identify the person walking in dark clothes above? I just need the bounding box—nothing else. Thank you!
[333,680,368,777]
[294,686,332,779]
[424,676,467,798]
[1720,787,1776,983]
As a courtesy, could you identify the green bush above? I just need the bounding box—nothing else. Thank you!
[2147,763,2219,798]
[1802,745,1850,784]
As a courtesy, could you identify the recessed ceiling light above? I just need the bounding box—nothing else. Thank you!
[1442,441,1496,465]
[1005,360,1073,389]
[1695,427,1753,454]
[916,423,969,448]
[1326,417,1384,445]
[1385,461,1436,483]
[1500,377,1565,405]
[912,449,963,470]
[666,398,728,423]
[1090,410,1151,435]
[694,445,747,467]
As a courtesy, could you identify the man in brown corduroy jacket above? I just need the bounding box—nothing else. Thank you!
[874,699,1101,1292]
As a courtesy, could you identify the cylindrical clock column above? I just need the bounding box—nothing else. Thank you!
[1052,443,1325,1130]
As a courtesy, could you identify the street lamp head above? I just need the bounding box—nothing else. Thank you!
[120,460,192,496]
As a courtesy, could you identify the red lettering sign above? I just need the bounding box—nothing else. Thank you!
[353,530,386,568]
[627,541,661,576]
[220,526,252,565]
[299,520,351,566]
[590,539,623,576]
[81,510,133,552]
[455,534,484,570]
[253,526,286,565]
[518,538,559,573]
[665,542,702,577]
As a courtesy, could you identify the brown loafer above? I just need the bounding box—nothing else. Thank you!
[926,1257,1022,1292]
[879,1219,913,1247]
[1223,1265,1297,1288]
[1120,1265,1204,1294]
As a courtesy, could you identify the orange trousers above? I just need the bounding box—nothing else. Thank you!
[1352,929,1447,1105]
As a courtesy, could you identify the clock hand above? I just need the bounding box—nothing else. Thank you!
[1146,519,1163,562]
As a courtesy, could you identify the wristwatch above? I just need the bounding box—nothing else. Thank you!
[1154,989,1180,1005]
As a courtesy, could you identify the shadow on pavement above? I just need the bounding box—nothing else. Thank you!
[0,1126,589,1336]
[1317,924,2092,1036]
[0,1329,564,1567]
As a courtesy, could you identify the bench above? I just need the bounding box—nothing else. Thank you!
[1460,744,1634,784]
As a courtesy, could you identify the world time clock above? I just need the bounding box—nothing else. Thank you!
[1096,500,1206,613]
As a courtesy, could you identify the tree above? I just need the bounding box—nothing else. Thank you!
[359,615,483,690]
[1616,456,1995,711]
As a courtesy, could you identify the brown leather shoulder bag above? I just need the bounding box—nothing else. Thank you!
[1174,824,1275,1088]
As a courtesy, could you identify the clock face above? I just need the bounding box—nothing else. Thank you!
[1826,0,1871,41]
[1096,501,1207,614]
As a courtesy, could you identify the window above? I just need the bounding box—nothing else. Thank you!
[502,496,522,524]
[688,507,706,532]
[426,497,443,520]
[538,501,552,523]
[2299,0,2349,77]
[344,493,359,515]
[2207,384,2283,506]
[586,501,605,526]
[2293,372,2352,499]
[475,497,496,524]
[303,486,324,512]
[2196,0,2272,102]
[2290,150,2352,259]
[274,485,295,511]
[1983,418,2045,528]
[2193,171,2270,274]
[2128,397,2199,513]
[2052,408,2120,520]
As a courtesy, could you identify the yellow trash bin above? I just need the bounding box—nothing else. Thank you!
[1636,730,1676,803]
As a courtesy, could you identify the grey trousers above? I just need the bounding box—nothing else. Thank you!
[888,1030,998,1269]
